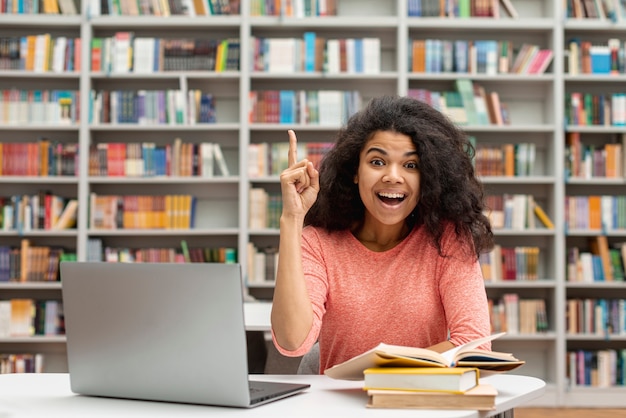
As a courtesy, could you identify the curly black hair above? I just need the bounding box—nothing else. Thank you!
[304,95,494,258]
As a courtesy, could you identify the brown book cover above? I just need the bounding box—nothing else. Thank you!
[367,383,497,410]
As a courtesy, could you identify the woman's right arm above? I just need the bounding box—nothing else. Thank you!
[271,130,320,351]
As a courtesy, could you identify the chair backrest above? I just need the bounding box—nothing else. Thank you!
[297,342,320,374]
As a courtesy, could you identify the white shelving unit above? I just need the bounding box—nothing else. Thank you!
[2,0,626,407]
[560,15,626,407]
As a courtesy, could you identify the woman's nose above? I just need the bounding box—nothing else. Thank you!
[383,165,404,183]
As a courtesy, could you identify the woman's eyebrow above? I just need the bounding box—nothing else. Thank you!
[365,147,418,157]
[365,146,387,155]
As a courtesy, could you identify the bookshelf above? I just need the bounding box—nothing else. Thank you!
[2,0,626,407]
[561,7,626,406]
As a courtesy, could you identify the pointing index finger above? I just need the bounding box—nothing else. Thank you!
[287,129,298,167]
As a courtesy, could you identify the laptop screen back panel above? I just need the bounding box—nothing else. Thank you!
[61,262,252,407]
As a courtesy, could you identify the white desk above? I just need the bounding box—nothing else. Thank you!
[243,302,272,332]
[0,373,544,418]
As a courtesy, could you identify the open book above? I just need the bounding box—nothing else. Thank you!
[324,332,524,380]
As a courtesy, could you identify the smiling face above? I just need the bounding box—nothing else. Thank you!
[354,130,421,237]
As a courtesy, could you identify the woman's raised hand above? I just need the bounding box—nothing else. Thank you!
[279,130,320,219]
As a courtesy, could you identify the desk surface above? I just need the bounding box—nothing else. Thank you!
[0,373,544,418]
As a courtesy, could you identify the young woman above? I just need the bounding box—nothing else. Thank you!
[271,95,495,374]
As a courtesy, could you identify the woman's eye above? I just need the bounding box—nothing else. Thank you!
[405,162,418,169]
[371,159,384,166]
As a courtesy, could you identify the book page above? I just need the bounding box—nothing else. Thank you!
[324,343,447,380]
[440,332,506,366]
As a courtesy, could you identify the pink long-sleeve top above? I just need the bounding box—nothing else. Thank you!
[272,223,492,374]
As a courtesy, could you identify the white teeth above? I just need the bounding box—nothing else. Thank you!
[378,192,405,199]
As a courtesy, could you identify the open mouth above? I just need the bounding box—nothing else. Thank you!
[377,192,406,205]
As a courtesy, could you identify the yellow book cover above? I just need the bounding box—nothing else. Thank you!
[503,143,515,176]
[20,239,31,282]
[39,139,49,176]
[10,299,35,337]
[363,367,479,394]
[164,195,173,229]
[588,195,602,230]
[181,195,192,229]
[533,202,554,229]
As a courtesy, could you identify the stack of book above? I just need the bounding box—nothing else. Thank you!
[324,332,525,410]
[364,367,497,410]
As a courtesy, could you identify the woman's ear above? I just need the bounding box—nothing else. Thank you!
[353,175,358,184]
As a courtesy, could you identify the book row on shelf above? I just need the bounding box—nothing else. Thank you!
[567,348,626,388]
[567,237,626,282]
[0,89,79,125]
[0,35,81,73]
[1,354,43,374]
[488,294,549,334]
[251,35,380,74]
[248,188,280,229]
[566,297,626,336]
[0,240,75,282]
[89,193,195,230]
[483,194,555,231]
[0,34,578,77]
[0,298,64,337]
[0,0,78,15]
[91,0,240,16]
[90,139,229,177]
[90,90,217,125]
[91,35,240,74]
[566,38,625,75]
[566,92,626,127]
[565,195,626,231]
[248,141,333,178]
[0,83,517,129]
[1,194,78,232]
[0,140,78,177]
[100,242,237,263]
[566,0,626,21]
[409,39,553,75]
[248,89,361,126]
[246,242,277,285]
[1,239,237,279]
[408,0,519,18]
[407,82,511,127]
[86,237,237,263]
[565,132,625,179]
[479,245,540,282]
[5,35,626,79]
[474,142,536,177]
[250,0,336,17]
[3,0,626,20]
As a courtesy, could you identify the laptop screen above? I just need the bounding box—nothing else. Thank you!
[61,262,254,406]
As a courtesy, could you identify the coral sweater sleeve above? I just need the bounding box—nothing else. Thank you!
[271,224,491,374]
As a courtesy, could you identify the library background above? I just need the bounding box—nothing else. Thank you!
[1,0,626,408]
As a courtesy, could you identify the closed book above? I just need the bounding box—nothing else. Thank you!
[366,383,497,410]
[52,199,78,229]
[363,367,479,394]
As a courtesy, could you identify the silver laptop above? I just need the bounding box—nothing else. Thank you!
[60,262,310,407]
